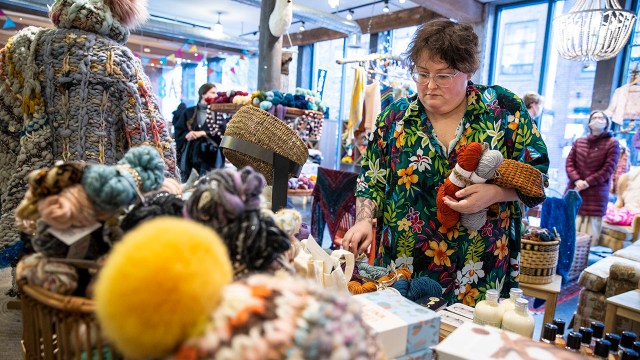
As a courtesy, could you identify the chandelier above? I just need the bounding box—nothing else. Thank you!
[553,0,637,61]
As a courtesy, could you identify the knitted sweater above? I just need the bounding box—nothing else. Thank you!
[0,0,178,264]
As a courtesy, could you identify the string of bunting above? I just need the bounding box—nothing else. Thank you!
[0,9,17,29]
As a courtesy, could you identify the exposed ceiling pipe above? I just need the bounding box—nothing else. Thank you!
[231,0,362,35]
[0,0,259,51]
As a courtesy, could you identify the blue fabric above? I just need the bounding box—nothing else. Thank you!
[0,240,24,268]
[540,190,582,285]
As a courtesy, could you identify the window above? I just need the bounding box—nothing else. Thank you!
[500,20,538,75]
[621,0,640,83]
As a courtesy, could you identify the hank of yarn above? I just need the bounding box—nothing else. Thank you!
[157,177,182,196]
[83,146,165,212]
[356,261,389,280]
[460,149,504,232]
[436,142,484,231]
[31,222,70,258]
[16,253,78,295]
[120,191,184,233]
[15,189,40,222]
[272,209,303,260]
[348,280,378,294]
[38,184,97,230]
[391,277,443,301]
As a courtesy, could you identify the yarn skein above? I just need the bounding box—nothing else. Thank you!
[37,184,97,230]
[120,191,184,233]
[185,167,290,278]
[391,277,443,301]
[82,145,165,212]
[436,142,484,231]
[460,149,504,232]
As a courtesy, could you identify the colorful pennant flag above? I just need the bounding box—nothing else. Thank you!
[3,17,15,29]
[176,49,183,58]
[194,53,202,61]
[141,57,150,65]
[189,44,198,53]
[160,57,167,65]
[207,68,214,75]
[0,9,6,16]
[167,54,176,62]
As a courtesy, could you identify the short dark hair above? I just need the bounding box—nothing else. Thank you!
[404,19,480,74]
[198,83,217,101]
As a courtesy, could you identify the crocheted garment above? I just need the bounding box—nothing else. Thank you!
[173,272,384,360]
[0,0,178,264]
[311,167,358,247]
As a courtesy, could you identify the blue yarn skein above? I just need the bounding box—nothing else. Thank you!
[83,145,165,212]
[392,277,443,301]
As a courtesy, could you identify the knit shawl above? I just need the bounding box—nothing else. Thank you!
[0,0,178,262]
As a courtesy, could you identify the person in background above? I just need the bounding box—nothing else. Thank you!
[566,110,620,242]
[523,91,543,125]
[174,83,226,182]
[342,19,549,306]
[171,102,187,162]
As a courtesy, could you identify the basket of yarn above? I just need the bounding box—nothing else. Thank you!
[519,227,561,284]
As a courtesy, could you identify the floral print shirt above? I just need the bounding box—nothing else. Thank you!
[355,82,549,306]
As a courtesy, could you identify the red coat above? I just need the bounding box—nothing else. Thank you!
[566,132,620,216]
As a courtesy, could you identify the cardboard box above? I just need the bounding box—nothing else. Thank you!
[352,289,440,359]
[435,322,588,360]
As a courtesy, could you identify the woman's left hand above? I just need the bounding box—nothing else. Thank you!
[185,131,206,141]
[443,184,516,214]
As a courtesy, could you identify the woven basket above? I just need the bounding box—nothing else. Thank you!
[223,105,308,184]
[519,238,560,285]
[568,232,592,282]
[19,282,118,360]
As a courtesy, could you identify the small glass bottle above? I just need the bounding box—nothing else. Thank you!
[498,288,524,315]
[473,289,503,328]
[566,331,583,353]
[553,318,567,348]
[540,323,558,345]
[500,298,535,337]
[579,326,594,356]
[592,321,606,348]
[621,349,640,360]
[593,339,612,360]
[606,333,622,360]
[620,332,639,357]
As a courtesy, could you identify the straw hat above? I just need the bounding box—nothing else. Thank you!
[222,105,308,184]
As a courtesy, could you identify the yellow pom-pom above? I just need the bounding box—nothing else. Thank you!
[94,217,232,359]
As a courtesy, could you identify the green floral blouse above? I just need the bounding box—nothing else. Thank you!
[355,82,549,306]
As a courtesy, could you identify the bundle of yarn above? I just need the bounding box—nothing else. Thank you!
[212,90,250,104]
[119,191,184,233]
[184,166,291,278]
[0,0,178,266]
[16,253,78,295]
[460,147,504,231]
[94,217,383,359]
[436,142,485,231]
[348,265,443,302]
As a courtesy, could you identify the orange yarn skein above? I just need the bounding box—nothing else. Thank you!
[436,142,485,232]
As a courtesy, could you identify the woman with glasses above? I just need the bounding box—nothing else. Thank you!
[566,111,620,241]
[342,19,549,306]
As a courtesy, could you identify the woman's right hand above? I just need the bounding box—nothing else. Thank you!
[342,221,374,255]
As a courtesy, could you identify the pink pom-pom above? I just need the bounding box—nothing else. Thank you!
[105,0,149,29]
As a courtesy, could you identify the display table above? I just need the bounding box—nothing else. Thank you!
[519,274,562,327]
[604,289,640,333]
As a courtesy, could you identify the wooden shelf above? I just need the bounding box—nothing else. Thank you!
[287,189,313,197]
[209,103,323,119]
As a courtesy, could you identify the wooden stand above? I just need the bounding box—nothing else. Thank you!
[519,274,562,329]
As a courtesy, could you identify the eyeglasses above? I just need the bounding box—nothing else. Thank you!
[410,70,460,87]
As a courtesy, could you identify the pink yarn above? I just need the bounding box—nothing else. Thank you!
[158,178,182,196]
[38,184,97,230]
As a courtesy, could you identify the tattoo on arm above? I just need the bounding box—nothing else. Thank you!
[356,197,377,224]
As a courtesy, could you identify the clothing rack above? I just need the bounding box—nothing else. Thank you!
[336,53,402,65]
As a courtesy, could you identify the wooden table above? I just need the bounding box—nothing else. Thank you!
[519,275,562,326]
[605,289,640,333]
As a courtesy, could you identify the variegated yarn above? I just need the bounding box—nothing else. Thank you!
[0,0,178,266]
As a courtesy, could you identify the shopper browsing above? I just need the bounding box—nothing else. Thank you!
[342,19,549,306]
[566,110,620,240]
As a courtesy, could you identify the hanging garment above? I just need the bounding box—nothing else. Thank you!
[540,190,583,285]
[343,67,365,145]
[605,84,640,125]
[380,84,395,111]
[363,80,381,131]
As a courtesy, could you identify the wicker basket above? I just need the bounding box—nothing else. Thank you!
[568,232,592,283]
[19,282,118,360]
[519,238,560,285]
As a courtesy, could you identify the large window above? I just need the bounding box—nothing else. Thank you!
[500,20,538,75]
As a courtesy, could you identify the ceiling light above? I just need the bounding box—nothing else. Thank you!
[383,1,390,13]
[399,0,405,3]
[143,47,151,53]
[346,10,353,20]
[328,0,339,8]
[299,22,305,31]
[214,11,223,35]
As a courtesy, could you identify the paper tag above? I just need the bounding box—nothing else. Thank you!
[48,222,101,246]
[66,236,91,259]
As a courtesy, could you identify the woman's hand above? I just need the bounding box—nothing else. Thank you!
[574,180,589,192]
[185,131,206,141]
[443,184,518,214]
[342,221,374,255]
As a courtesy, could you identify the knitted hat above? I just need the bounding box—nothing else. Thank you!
[222,105,308,184]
